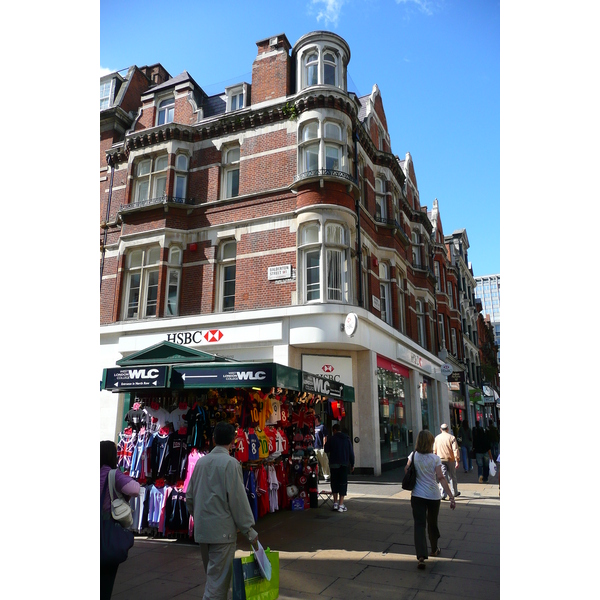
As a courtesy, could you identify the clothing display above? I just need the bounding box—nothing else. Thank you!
[112,390,345,542]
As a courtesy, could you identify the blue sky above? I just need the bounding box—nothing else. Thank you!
[101,0,499,276]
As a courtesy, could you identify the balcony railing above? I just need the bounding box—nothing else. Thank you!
[293,168,356,185]
[120,195,196,212]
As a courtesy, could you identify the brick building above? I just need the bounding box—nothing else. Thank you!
[100,31,469,474]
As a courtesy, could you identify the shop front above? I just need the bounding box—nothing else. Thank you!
[101,340,355,540]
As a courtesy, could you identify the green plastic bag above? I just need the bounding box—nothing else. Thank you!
[232,547,279,600]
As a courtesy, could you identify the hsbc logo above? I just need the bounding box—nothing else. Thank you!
[322,365,334,373]
[204,330,223,343]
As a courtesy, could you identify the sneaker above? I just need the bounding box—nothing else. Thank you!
[455,492,461,497]
[478,476,484,483]
[332,503,339,511]
[338,504,347,512]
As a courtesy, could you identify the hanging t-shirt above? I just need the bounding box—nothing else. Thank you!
[244,469,258,522]
[279,405,292,428]
[182,449,202,493]
[234,428,249,463]
[125,407,148,431]
[256,428,269,459]
[247,429,260,461]
[146,405,170,432]
[264,427,277,455]
[268,465,279,513]
[277,429,289,455]
[256,465,270,518]
[266,398,281,425]
[257,394,273,430]
[168,405,188,431]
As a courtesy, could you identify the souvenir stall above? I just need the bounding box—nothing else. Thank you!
[101,341,355,540]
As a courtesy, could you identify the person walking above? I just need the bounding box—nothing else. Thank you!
[314,415,330,481]
[324,423,354,512]
[185,422,259,600]
[487,419,500,460]
[433,424,460,499]
[458,419,473,473]
[100,440,141,600]
[472,421,494,483]
[405,430,455,570]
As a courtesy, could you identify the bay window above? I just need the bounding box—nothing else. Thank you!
[299,222,349,304]
[133,155,168,204]
[299,119,345,176]
[301,47,341,89]
[123,246,161,320]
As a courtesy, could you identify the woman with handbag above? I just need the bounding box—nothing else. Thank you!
[100,440,140,600]
[404,430,455,570]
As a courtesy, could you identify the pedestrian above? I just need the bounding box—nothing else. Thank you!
[458,419,473,472]
[405,430,455,570]
[100,440,141,600]
[314,415,330,481]
[472,421,494,483]
[433,423,460,499]
[487,419,500,460]
[324,423,354,512]
[185,422,259,600]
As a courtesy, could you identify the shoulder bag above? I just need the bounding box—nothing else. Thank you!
[402,453,417,490]
[100,477,134,566]
[108,469,134,529]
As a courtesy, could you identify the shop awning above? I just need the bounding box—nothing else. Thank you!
[102,341,355,402]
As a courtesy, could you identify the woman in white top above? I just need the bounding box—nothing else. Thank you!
[405,429,456,569]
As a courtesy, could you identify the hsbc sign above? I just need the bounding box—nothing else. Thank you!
[166,330,224,345]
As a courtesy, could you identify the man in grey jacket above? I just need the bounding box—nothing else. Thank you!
[186,421,259,600]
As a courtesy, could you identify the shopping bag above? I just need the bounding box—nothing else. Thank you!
[100,510,134,566]
[489,459,497,477]
[232,547,279,600]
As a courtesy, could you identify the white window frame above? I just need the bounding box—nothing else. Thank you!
[375,177,386,221]
[174,154,188,200]
[219,240,237,312]
[298,119,345,176]
[397,276,406,334]
[123,246,161,320]
[299,222,349,304]
[451,328,458,356]
[100,80,114,110]
[133,155,169,204]
[438,314,446,348]
[416,299,427,349]
[412,232,421,267]
[447,281,454,309]
[222,146,240,198]
[165,246,182,316]
[157,97,175,125]
[361,249,370,307]
[226,84,246,112]
[434,261,441,292]
[301,47,340,89]
[379,262,391,325]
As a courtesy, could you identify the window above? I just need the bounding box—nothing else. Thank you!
[298,120,345,176]
[361,249,370,307]
[397,276,406,334]
[447,281,454,309]
[174,154,188,200]
[165,247,182,316]
[438,314,446,348]
[223,147,240,198]
[412,232,421,267]
[302,47,340,89]
[375,177,386,221]
[358,159,366,207]
[157,97,174,125]
[226,85,246,112]
[123,246,161,320]
[416,300,427,349]
[434,262,441,292]
[220,241,237,312]
[100,80,113,110]
[299,222,349,304]
[379,263,391,324]
[451,328,458,356]
[378,126,385,151]
[133,155,168,204]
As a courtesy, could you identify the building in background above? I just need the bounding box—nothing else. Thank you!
[100,31,485,474]
[475,274,500,364]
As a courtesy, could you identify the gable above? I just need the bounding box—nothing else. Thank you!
[116,341,232,366]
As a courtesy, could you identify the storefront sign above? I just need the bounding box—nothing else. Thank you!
[104,366,168,390]
[302,355,353,385]
[447,370,464,383]
[377,355,410,377]
[440,363,453,376]
[268,264,292,280]
[302,372,344,398]
[344,312,358,337]
[172,364,274,387]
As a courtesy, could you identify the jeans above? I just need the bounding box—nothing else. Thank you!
[438,461,458,497]
[460,446,472,472]
[411,495,441,559]
[476,453,490,481]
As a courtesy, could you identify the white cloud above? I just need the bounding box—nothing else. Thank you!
[100,66,114,78]
[395,0,435,16]
[310,0,346,27]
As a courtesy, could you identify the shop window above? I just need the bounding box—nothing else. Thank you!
[165,246,182,316]
[157,97,175,125]
[219,240,237,312]
[223,146,240,198]
[379,262,391,325]
[299,222,349,304]
[123,246,161,320]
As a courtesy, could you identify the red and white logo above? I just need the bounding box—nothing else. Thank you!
[322,365,334,373]
[204,330,223,343]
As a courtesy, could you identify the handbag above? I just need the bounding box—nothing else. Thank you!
[100,478,134,566]
[232,546,280,600]
[108,469,133,529]
[402,453,417,490]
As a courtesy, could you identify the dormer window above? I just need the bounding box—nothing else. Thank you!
[157,97,174,125]
[100,80,113,110]
[226,84,247,112]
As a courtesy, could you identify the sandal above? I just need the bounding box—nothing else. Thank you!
[431,548,441,557]
[417,558,426,570]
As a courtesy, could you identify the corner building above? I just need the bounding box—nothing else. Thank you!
[100,31,458,475]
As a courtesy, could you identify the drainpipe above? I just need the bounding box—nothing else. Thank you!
[353,128,364,308]
[100,153,116,291]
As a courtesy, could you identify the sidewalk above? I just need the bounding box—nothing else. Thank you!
[112,466,500,600]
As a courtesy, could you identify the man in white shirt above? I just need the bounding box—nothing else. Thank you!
[433,423,460,500]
